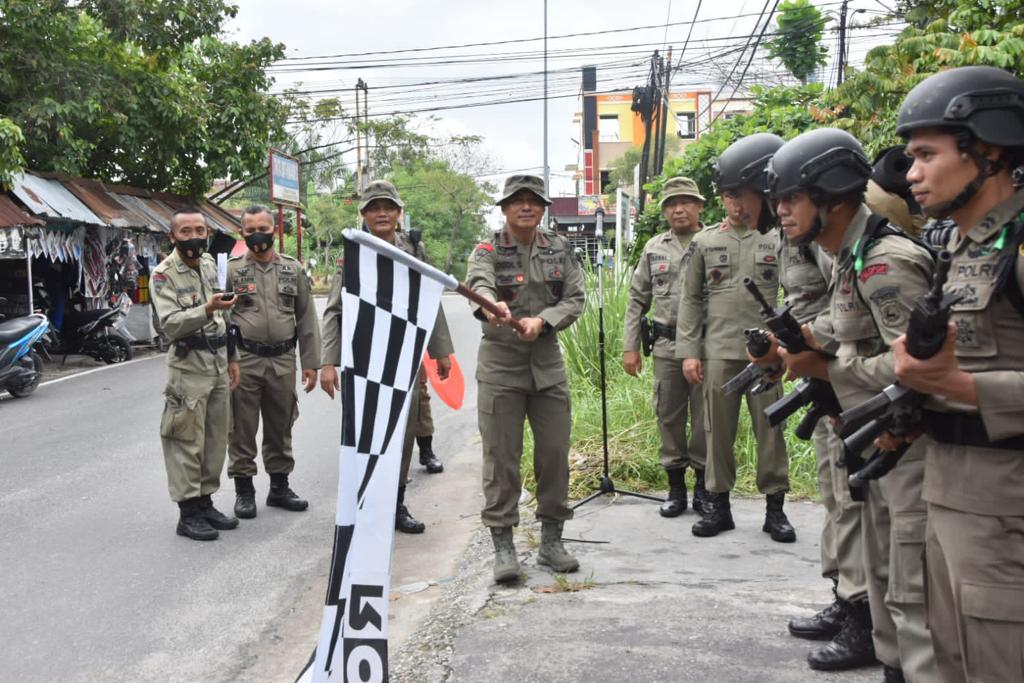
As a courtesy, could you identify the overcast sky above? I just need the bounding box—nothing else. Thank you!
[227,0,900,203]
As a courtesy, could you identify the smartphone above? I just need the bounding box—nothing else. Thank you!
[220,293,236,302]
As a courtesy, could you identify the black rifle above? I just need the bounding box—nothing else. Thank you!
[743,277,841,437]
[834,251,962,487]
[722,328,777,396]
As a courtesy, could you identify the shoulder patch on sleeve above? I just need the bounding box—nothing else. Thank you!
[475,242,494,253]
[473,243,495,259]
[858,263,888,283]
[152,272,167,294]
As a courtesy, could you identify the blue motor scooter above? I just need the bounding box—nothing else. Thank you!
[0,299,49,398]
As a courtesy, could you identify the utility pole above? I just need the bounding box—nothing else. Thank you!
[655,47,672,177]
[633,51,660,213]
[354,79,369,192]
[837,0,849,85]
[543,0,550,213]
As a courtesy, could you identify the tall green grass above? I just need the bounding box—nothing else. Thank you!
[521,263,820,500]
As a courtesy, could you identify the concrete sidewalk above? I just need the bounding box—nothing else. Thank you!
[393,496,879,683]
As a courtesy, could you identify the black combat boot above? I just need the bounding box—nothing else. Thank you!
[233,476,257,519]
[882,666,905,682]
[416,435,444,474]
[764,492,797,543]
[807,599,877,671]
[176,498,219,541]
[691,491,735,537]
[659,467,688,517]
[692,468,709,517]
[395,486,425,534]
[789,580,846,640]
[198,494,239,530]
[266,473,309,512]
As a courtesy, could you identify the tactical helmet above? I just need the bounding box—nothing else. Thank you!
[714,133,784,193]
[765,128,871,200]
[896,66,1024,146]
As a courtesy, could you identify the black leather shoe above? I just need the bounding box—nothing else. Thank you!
[176,499,218,541]
[807,600,877,671]
[395,504,425,534]
[764,492,797,543]
[267,474,309,511]
[789,598,847,640]
[660,467,688,517]
[198,495,239,530]
[882,666,905,682]
[691,492,735,537]
[419,449,444,474]
[692,468,709,517]
[233,477,257,519]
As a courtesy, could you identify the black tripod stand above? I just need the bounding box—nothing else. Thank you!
[573,207,664,510]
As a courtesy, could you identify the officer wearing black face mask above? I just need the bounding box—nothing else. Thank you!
[224,204,322,520]
[151,206,239,541]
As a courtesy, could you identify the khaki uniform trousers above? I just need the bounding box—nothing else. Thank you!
[160,367,229,502]
[415,366,434,439]
[399,379,421,486]
[477,379,572,528]
[652,356,706,471]
[702,359,788,494]
[228,355,298,478]
[860,452,937,681]
[926,503,1024,683]
[813,420,867,602]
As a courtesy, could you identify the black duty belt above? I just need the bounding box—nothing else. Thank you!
[174,333,228,358]
[922,410,1024,451]
[652,321,675,342]
[238,336,297,358]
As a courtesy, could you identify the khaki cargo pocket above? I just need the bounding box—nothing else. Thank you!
[889,512,927,603]
[705,253,731,289]
[962,582,1024,682]
[753,251,779,286]
[160,392,199,442]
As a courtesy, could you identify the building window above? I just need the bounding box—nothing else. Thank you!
[676,111,696,139]
[599,115,620,142]
[599,170,611,193]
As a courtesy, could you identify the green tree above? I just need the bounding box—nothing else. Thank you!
[0,0,288,197]
[0,117,26,187]
[764,0,830,84]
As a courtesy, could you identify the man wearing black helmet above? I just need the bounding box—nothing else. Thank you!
[676,133,793,542]
[892,65,1024,683]
[766,128,936,682]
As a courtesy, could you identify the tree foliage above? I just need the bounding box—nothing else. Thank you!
[764,0,830,83]
[0,0,288,197]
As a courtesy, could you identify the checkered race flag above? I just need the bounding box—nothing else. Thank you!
[298,229,457,683]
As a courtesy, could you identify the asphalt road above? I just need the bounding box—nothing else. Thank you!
[0,295,481,683]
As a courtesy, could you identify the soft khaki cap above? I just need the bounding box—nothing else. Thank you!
[660,176,706,207]
[358,180,404,212]
[496,174,551,206]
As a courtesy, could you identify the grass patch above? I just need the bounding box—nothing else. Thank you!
[532,572,597,594]
[520,264,820,501]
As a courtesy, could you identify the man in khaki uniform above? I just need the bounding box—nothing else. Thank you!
[226,205,322,519]
[407,229,444,475]
[622,176,708,518]
[677,134,793,542]
[892,66,1024,683]
[768,128,937,682]
[319,181,453,534]
[152,207,240,541]
[466,174,585,583]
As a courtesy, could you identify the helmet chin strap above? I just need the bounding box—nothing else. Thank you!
[790,207,829,246]
[927,134,1001,218]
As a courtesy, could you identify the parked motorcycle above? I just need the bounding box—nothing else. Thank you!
[36,288,134,365]
[0,299,49,398]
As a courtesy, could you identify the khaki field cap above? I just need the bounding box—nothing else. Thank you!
[659,176,706,207]
[358,180,404,212]
[496,174,551,206]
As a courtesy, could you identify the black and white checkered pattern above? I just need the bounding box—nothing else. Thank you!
[298,230,455,683]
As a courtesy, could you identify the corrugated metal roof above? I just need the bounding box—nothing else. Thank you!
[0,195,43,228]
[10,173,105,226]
[5,172,240,235]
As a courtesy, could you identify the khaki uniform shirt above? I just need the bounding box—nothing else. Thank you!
[321,231,454,368]
[465,226,585,391]
[810,205,934,410]
[151,250,230,374]
[778,236,831,325]
[226,251,321,373]
[623,228,701,359]
[676,220,780,361]
[924,188,1024,515]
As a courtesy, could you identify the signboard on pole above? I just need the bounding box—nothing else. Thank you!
[269,149,301,207]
